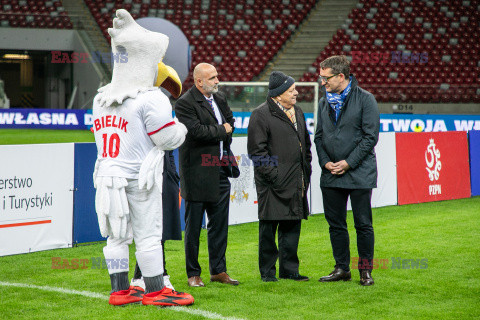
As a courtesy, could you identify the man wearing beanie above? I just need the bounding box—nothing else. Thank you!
[247,71,312,282]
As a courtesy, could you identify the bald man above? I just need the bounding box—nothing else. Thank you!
[175,63,239,287]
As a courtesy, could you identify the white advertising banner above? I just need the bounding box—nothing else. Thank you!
[0,143,74,256]
[228,137,259,225]
[309,134,323,214]
[309,132,398,214]
[229,133,398,225]
[371,132,397,208]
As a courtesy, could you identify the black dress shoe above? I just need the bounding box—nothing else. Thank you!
[360,269,374,286]
[261,276,278,282]
[319,267,351,282]
[279,273,309,281]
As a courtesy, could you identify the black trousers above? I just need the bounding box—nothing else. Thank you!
[258,219,302,278]
[184,168,231,277]
[321,187,374,272]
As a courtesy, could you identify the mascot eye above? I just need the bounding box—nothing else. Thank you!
[116,45,127,55]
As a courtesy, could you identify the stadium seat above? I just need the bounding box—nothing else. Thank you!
[79,0,317,91]
[0,0,72,29]
[299,0,480,103]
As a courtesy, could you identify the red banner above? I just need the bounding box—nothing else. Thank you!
[396,131,471,205]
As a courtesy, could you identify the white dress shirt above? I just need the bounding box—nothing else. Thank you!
[205,95,224,159]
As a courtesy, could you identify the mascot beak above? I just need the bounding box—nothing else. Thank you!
[155,62,182,99]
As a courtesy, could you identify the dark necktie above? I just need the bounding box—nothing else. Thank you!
[206,98,214,112]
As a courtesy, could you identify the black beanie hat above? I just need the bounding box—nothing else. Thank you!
[268,71,295,97]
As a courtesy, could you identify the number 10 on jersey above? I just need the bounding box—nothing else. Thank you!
[102,133,120,158]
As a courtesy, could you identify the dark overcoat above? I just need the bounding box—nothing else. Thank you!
[175,85,235,202]
[162,150,181,240]
[314,75,380,189]
[247,98,312,220]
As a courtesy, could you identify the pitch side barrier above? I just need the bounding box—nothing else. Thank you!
[1,108,480,135]
[469,130,480,196]
[0,132,477,253]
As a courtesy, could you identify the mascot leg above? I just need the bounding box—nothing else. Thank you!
[104,235,146,306]
[103,239,131,278]
[127,180,165,293]
[109,271,129,293]
[135,248,164,292]
[129,180,194,306]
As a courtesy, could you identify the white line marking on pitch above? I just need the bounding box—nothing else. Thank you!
[168,307,246,320]
[0,281,109,300]
[0,281,246,320]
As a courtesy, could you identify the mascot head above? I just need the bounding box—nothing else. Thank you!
[97,9,170,107]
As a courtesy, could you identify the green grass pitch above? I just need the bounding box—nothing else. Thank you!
[0,129,95,145]
[0,129,245,145]
[0,129,479,319]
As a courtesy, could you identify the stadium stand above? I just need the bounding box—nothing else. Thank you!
[300,0,480,103]
[84,0,317,87]
[0,0,73,29]
[1,0,478,107]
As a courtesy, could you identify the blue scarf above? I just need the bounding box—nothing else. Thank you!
[326,77,352,124]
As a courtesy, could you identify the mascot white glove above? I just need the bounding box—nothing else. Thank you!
[94,176,130,238]
[138,147,165,191]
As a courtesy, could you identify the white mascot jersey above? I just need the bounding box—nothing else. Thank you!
[92,90,173,179]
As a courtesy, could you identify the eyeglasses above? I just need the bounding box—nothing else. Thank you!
[319,74,339,83]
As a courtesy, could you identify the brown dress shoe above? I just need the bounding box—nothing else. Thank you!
[187,276,205,287]
[210,272,239,285]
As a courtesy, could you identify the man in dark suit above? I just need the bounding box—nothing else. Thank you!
[175,62,239,287]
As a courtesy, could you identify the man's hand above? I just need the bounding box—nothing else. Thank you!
[223,123,232,134]
[325,162,336,172]
[330,160,350,175]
